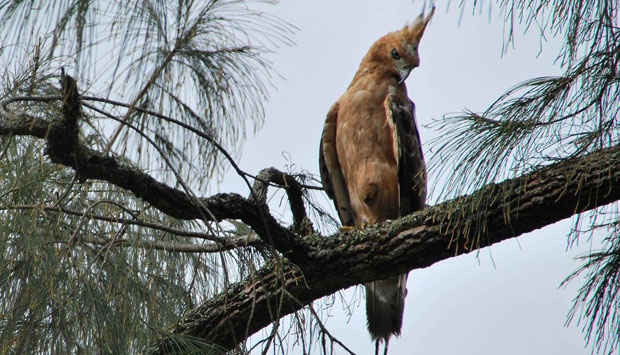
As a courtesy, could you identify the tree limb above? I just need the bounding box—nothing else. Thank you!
[0,92,302,256]
[145,144,620,353]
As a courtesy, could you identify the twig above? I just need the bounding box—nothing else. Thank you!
[0,203,262,250]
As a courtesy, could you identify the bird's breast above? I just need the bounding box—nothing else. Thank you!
[334,86,402,225]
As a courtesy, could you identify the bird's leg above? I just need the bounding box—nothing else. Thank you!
[383,339,390,355]
[374,340,380,355]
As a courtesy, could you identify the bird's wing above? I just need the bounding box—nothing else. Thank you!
[319,102,357,227]
[385,94,426,216]
[365,94,427,342]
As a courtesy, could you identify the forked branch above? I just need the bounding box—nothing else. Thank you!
[0,76,306,256]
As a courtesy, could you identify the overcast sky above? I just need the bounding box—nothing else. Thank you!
[218,1,612,354]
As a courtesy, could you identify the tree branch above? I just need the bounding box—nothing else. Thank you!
[252,167,314,235]
[145,144,620,353]
[0,92,302,256]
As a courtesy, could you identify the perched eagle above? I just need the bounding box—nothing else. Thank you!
[319,9,434,355]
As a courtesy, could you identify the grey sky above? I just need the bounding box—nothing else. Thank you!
[219,1,610,354]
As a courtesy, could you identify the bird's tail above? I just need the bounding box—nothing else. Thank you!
[365,272,408,347]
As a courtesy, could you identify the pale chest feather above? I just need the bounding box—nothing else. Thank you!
[335,82,409,162]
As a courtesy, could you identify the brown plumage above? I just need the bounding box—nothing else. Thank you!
[319,8,434,355]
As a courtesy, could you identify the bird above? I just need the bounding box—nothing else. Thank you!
[319,8,434,355]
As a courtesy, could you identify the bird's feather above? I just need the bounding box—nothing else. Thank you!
[319,102,357,227]
[366,274,408,340]
[364,94,425,343]
[387,96,426,215]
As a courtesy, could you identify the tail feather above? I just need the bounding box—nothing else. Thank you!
[365,273,408,343]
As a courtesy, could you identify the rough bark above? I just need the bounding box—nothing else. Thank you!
[145,144,620,353]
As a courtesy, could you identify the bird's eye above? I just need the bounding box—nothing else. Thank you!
[390,48,401,60]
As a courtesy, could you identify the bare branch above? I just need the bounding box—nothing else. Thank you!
[0,92,301,256]
[0,96,62,138]
[63,234,254,254]
[252,167,314,235]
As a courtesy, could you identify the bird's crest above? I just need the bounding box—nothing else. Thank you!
[400,6,435,47]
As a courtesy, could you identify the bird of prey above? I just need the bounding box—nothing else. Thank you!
[319,8,434,355]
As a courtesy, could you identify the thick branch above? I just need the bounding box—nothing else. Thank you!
[146,144,620,353]
[0,99,60,138]
[0,95,301,255]
[61,148,299,254]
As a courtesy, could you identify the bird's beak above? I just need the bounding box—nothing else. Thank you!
[398,67,413,84]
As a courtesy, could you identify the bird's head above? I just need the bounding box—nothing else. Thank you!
[364,7,435,84]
